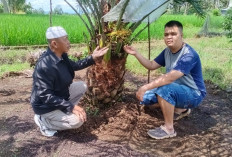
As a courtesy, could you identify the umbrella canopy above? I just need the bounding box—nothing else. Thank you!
[103,0,170,23]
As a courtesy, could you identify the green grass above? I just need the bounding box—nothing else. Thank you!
[0,48,32,76]
[0,36,231,90]
[0,14,88,46]
[134,14,224,40]
[0,62,30,76]
[126,36,232,90]
[193,37,232,89]
[126,40,165,75]
[0,14,224,46]
[134,14,204,40]
[0,49,28,64]
[0,14,230,90]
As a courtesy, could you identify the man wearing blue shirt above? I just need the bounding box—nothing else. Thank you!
[31,26,109,137]
[123,20,206,139]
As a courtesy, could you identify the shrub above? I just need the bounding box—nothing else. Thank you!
[0,4,3,13]
[212,9,221,16]
[223,9,232,39]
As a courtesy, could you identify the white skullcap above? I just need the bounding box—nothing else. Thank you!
[46,26,67,39]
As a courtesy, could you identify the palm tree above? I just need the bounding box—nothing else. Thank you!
[1,0,10,13]
[3,0,26,13]
[64,0,204,108]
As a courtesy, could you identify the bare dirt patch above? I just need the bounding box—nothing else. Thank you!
[0,69,231,157]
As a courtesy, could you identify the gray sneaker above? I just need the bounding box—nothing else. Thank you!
[147,125,177,139]
[34,114,57,137]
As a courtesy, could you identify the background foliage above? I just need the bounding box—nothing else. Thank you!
[223,8,232,39]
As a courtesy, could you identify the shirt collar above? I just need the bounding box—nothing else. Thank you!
[47,47,63,64]
[169,43,186,55]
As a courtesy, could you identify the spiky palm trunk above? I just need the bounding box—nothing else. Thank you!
[86,57,126,107]
[67,0,130,108]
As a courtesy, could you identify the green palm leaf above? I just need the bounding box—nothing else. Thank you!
[174,0,205,17]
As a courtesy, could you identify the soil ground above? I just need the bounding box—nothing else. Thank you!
[0,68,232,157]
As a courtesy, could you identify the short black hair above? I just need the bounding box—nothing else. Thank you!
[165,20,183,33]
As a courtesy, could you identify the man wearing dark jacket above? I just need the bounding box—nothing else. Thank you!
[31,26,108,137]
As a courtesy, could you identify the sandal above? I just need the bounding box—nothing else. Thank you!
[147,125,177,139]
[174,109,191,121]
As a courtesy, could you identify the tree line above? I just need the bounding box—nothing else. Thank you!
[0,0,64,14]
[0,0,231,39]
[171,0,229,14]
[0,0,230,15]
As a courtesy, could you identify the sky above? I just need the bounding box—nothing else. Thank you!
[26,0,77,14]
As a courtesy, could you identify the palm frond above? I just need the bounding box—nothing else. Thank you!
[76,0,95,38]
[85,0,98,25]
[116,0,130,30]
[91,0,104,34]
[64,0,94,38]
[130,24,148,43]
[174,0,205,17]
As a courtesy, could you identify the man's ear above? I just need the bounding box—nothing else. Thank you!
[50,40,58,49]
[181,32,183,38]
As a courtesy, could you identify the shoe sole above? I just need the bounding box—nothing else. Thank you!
[34,115,41,127]
[147,131,177,139]
[34,115,56,137]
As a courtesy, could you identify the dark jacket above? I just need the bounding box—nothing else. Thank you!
[30,47,95,115]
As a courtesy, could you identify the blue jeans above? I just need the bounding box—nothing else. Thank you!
[140,83,203,109]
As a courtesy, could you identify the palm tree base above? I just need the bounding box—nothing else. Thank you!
[86,58,127,108]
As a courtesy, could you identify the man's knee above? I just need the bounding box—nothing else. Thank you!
[73,81,87,93]
[68,114,84,129]
[70,81,87,96]
[156,84,176,106]
[155,85,170,99]
[157,95,165,103]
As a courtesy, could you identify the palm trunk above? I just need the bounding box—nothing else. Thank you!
[82,0,128,108]
[86,57,126,108]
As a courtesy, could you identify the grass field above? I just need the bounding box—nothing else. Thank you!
[126,36,232,90]
[0,14,230,90]
[0,14,88,46]
[0,36,231,90]
[0,14,224,46]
